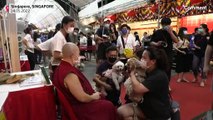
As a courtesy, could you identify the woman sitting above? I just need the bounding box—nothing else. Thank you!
[117,47,172,120]
[53,43,117,120]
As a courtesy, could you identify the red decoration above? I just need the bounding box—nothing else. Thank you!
[107,14,116,21]
[150,4,158,13]
[190,0,203,5]
[5,5,9,12]
[177,5,182,11]
[127,10,136,17]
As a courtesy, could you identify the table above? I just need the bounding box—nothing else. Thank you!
[0,70,57,120]
[0,55,30,72]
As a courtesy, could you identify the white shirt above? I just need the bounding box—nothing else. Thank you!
[23,34,34,53]
[34,38,42,46]
[117,34,136,54]
[79,36,87,47]
[37,37,53,51]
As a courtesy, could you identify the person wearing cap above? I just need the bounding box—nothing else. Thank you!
[117,24,136,63]
[95,18,112,67]
[150,17,179,81]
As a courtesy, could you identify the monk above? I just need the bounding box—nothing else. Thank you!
[53,43,117,120]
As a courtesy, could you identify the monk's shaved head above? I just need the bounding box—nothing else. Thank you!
[62,43,79,58]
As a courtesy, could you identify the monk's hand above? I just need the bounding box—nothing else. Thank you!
[91,92,101,100]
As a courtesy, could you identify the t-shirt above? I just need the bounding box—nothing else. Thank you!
[117,34,136,54]
[79,36,87,47]
[151,29,176,61]
[50,31,66,65]
[96,27,110,38]
[193,34,208,57]
[96,42,112,60]
[37,37,53,52]
[23,34,34,53]
[139,69,171,119]
[96,61,121,106]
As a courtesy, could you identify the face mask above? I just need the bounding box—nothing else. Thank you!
[108,57,117,64]
[121,29,128,35]
[66,27,74,33]
[198,28,204,34]
[104,24,110,28]
[73,32,78,35]
[183,31,188,35]
[163,25,169,30]
[72,56,80,65]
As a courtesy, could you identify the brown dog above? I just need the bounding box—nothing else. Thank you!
[124,58,146,102]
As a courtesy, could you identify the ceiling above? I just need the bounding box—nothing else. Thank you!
[69,0,95,8]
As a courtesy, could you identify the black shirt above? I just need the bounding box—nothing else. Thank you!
[151,29,176,61]
[96,26,110,38]
[96,42,112,60]
[194,34,208,57]
[96,61,121,106]
[139,69,171,119]
[96,26,112,60]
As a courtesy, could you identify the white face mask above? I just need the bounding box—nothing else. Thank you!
[73,57,81,65]
[104,24,110,28]
[183,31,188,35]
[67,27,74,33]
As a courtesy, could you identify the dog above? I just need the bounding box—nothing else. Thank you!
[103,61,125,91]
[124,58,146,102]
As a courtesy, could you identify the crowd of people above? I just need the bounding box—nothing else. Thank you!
[21,15,213,120]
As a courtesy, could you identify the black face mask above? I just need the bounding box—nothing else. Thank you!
[108,57,117,64]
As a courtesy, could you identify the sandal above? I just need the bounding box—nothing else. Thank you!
[182,78,190,83]
[200,81,205,87]
[191,79,198,83]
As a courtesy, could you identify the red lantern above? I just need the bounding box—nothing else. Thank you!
[5,5,9,12]
[107,14,116,21]
[190,0,203,5]
[127,10,136,17]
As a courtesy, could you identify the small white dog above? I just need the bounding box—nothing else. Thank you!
[103,61,125,90]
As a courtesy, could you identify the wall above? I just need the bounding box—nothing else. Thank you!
[179,13,213,34]
[126,17,178,38]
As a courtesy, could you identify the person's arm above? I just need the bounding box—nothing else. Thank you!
[167,26,179,43]
[130,71,149,94]
[52,51,63,60]
[204,45,213,73]
[93,74,112,90]
[64,73,101,103]
[22,39,29,48]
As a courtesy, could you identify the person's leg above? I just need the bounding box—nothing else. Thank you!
[26,51,35,70]
[192,55,200,82]
[200,57,207,87]
[182,72,189,82]
[117,103,145,120]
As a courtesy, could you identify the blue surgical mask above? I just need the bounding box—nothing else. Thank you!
[121,29,128,35]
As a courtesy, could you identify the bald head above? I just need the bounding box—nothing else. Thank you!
[62,43,79,58]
